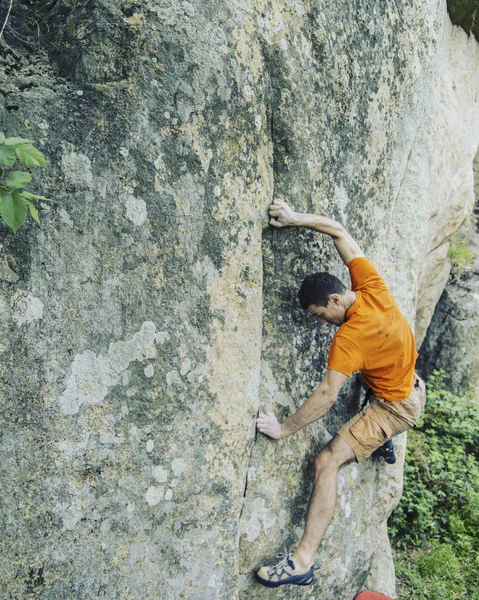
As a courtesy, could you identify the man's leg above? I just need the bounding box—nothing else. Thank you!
[255,435,355,587]
[292,434,355,571]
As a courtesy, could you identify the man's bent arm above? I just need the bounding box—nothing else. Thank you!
[257,370,347,439]
[269,198,364,266]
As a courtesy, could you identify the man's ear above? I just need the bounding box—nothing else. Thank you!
[329,294,340,305]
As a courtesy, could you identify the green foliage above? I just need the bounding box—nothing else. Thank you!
[5,170,32,189]
[395,545,479,600]
[390,370,479,599]
[15,142,46,167]
[0,134,49,233]
[448,236,474,279]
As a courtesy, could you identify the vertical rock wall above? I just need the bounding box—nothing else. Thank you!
[0,1,478,598]
[238,2,479,598]
[419,153,479,395]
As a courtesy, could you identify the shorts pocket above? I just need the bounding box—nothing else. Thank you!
[349,411,393,455]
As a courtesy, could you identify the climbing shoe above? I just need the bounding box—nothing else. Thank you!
[372,439,396,464]
[254,554,314,588]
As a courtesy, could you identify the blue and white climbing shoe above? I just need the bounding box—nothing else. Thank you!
[254,554,314,588]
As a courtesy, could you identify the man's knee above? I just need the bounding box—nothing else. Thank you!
[314,447,334,477]
[314,436,355,476]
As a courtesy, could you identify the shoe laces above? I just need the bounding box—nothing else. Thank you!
[268,552,294,577]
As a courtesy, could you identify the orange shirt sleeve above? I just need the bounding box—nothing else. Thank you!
[327,334,363,377]
[348,257,389,293]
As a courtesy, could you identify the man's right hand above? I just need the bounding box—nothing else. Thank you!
[256,412,286,439]
[269,198,298,228]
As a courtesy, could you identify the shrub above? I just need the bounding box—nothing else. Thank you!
[390,371,479,599]
[448,236,474,279]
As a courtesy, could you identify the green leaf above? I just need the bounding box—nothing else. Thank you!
[28,200,41,225]
[0,133,5,144]
[21,191,48,201]
[4,170,32,190]
[15,144,46,167]
[0,144,16,167]
[4,136,34,146]
[0,190,27,233]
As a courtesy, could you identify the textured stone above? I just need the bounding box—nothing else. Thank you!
[415,241,451,347]
[419,213,479,395]
[0,1,478,599]
[0,254,20,283]
[419,276,479,395]
[447,0,479,41]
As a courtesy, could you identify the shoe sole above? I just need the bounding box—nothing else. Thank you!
[254,571,314,588]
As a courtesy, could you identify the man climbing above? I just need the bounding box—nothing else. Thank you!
[254,198,426,588]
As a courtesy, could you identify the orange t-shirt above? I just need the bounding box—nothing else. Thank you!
[327,257,418,401]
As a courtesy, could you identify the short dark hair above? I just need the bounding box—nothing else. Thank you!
[298,272,347,309]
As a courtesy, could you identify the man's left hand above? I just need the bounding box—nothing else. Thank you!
[256,413,285,439]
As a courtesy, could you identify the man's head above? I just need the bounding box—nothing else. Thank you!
[298,272,348,327]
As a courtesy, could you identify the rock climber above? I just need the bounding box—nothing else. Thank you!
[254,198,426,588]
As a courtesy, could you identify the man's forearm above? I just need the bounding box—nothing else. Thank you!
[292,212,345,239]
[281,387,336,437]
[290,211,363,266]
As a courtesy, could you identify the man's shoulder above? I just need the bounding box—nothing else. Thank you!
[348,257,388,293]
[347,257,379,278]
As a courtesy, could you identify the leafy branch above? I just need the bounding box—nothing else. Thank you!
[0,133,51,233]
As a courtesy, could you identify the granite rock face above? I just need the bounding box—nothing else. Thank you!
[419,205,479,396]
[0,1,478,599]
[419,271,479,396]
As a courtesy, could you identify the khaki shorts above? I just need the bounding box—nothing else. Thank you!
[338,374,427,463]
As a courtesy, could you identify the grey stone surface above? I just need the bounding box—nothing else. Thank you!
[419,212,479,396]
[419,274,479,396]
[0,1,478,599]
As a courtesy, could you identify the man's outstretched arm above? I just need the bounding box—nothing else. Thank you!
[256,370,347,439]
[269,198,364,266]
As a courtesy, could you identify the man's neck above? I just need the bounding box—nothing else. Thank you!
[343,290,357,313]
